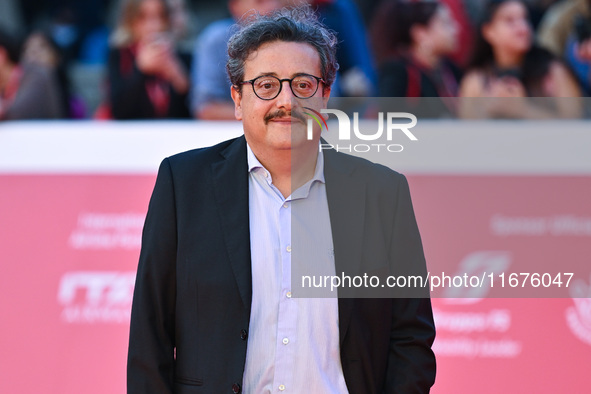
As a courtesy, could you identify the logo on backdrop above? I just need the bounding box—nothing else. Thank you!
[303,107,418,153]
[57,271,136,324]
[68,212,144,250]
[443,250,512,304]
[432,250,522,359]
[565,274,591,346]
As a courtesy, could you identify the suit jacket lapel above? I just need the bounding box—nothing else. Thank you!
[211,136,252,311]
[323,148,367,344]
[209,139,366,342]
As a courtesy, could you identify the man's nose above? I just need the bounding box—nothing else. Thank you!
[275,80,295,108]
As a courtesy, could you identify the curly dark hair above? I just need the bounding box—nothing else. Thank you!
[226,6,339,93]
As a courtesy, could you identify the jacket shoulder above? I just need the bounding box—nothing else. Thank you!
[165,135,245,170]
[325,148,406,183]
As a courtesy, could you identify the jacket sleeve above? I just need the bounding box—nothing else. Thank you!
[127,158,177,393]
[386,174,436,393]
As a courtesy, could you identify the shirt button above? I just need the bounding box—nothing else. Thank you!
[283,202,288,208]
[279,385,286,391]
[264,172,269,178]
[282,337,289,345]
[286,245,291,252]
[286,291,292,298]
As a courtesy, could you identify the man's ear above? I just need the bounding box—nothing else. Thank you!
[230,85,243,121]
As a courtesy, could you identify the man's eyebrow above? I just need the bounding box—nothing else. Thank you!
[250,72,315,79]
[253,72,279,78]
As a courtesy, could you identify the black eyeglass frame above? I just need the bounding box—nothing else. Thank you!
[238,73,326,100]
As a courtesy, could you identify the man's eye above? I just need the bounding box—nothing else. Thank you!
[293,79,313,90]
[256,79,277,90]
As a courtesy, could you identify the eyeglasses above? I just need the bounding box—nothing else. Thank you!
[239,74,325,100]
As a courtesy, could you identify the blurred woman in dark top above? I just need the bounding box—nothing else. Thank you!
[372,0,461,99]
[458,0,581,118]
[106,0,190,119]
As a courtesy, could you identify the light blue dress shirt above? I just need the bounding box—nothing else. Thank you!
[242,144,349,393]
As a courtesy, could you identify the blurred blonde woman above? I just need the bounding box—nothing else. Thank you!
[106,0,190,119]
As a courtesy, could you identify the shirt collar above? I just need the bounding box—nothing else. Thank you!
[246,142,325,185]
[246,142,263,173]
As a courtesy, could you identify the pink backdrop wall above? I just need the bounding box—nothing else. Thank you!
[1,121,589,393]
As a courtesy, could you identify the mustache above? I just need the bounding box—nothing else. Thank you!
[264,109,307,124]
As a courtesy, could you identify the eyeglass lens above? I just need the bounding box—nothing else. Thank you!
[253,75,318,99]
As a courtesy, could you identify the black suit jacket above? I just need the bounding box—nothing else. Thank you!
[127,136,436,393]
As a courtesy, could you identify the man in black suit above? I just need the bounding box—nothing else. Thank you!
[127,7,436,394]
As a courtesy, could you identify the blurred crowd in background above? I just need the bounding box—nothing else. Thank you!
[1,0,591,121]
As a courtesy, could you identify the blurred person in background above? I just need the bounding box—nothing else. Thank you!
[521,0,561,30]
[0,27,65,120]
[559,1,591,95]
[536,0,591,95]
[438,0,474,67]
[191,0,377,120]
[21,31,86,118]
[372,0,461,99]
[576,36,591,63]
[166,0,198,55]
[18,0,112,64]
[168,0,191,42]
[105,0,191,119]
[191,0,283,120]
[458,0,582,118]
[537,0,590,57]
[570,27,591,94]
[287,0,377,97]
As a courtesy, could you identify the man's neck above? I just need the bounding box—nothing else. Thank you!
[250,144,318,199]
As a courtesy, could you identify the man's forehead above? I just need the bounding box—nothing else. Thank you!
[244,40,322,76]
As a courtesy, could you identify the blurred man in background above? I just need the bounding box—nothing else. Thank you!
[190,0,282,120]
